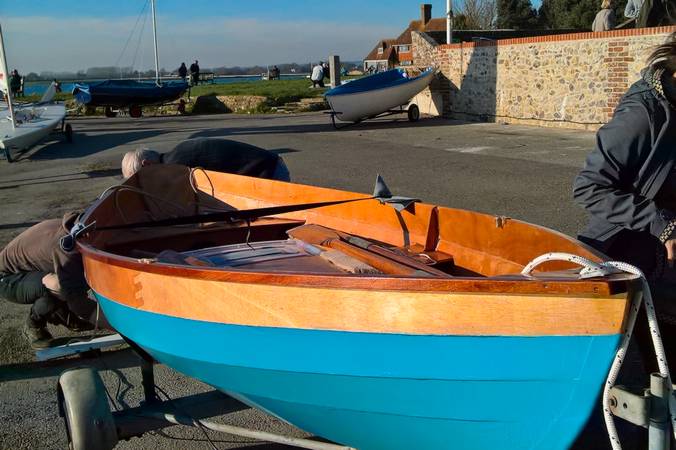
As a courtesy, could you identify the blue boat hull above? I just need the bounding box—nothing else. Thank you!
[72,80,188,107]
[97,293,619,450]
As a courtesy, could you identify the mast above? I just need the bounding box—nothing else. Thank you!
[151,0,161,85]
[446,0,453,45]
[0,23,16,129]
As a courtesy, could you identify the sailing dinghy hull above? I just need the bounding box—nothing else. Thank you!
[325,69,435,122]
[0,103,65,151]
[72,80,188,107]
[77,165,635,450]
[93,289,620,450]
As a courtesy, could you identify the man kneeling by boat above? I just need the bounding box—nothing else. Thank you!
[121,138,291,181]
[0,213,101,348]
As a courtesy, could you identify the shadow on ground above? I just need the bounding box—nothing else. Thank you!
[0,347,139,383]
[190,116,469,139]
[24,130,169,161]
[0,168,121,190]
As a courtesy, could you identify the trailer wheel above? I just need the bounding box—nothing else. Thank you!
[407,104,420,122]
[64,124,73,143]
[58,367,118,450]
[129,105,143,118]
[104,107,117,118]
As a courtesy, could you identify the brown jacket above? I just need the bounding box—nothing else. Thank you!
[0,212,92,318]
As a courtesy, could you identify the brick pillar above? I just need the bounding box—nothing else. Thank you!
[604,40,632,121]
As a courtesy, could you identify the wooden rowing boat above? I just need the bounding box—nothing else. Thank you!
[77,164,636,450]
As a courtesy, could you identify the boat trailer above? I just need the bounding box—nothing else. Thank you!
[327,102,421,130]
[56,344,356,450]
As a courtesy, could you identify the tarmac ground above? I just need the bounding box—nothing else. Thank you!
[0,112,645,449]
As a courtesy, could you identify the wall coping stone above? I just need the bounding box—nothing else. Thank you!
[436,25,676,50]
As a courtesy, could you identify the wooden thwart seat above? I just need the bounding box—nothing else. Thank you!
[287,224,452,278]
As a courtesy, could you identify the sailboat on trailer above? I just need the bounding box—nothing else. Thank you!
[0,24,67,162]
[72,0,188,118]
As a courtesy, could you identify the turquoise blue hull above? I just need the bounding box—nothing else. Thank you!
[97,293,619,450]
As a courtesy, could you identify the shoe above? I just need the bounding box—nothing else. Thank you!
[49,308,95,332]
[64,315,95,332]
[23,324,53,349]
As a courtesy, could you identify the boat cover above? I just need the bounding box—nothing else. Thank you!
[325,69,433,97]
[72,79,188,107]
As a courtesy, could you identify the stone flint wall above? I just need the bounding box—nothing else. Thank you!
[412,26,676,130]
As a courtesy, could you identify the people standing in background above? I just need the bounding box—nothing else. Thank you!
[178,62,188,82]
[311,62,325,88]
[592,0,616,31]
[9,69,21,97]
[189,60,200,85]
[624,0,645,19]
[636,0,676,27]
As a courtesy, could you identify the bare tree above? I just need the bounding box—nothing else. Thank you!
[458,0,497,29]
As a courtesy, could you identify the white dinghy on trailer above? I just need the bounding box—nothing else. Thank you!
[0,23,69,162]
[324,68,436,128]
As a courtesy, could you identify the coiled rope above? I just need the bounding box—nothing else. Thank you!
[521,252,676,450]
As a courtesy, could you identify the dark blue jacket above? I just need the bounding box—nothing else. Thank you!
[573,78,676,252]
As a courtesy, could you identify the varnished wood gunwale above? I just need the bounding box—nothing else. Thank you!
[78,243,637,296]
[83,254,632,336]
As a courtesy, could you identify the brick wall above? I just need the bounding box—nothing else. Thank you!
[412,26,675,130]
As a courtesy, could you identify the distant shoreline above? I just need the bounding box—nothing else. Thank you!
[24,73,310,85]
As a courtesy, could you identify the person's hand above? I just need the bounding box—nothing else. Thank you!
[42,273,61,293]
[665,238,676,268]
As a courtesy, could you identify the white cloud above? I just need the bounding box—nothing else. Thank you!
[3,15,400,73]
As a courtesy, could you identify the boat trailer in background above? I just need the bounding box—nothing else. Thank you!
[327,102,421,130]
[57,345,356,450]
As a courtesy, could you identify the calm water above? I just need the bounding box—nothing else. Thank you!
[23,74,307,96]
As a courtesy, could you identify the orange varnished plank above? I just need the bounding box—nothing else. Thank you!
[84,256,630,336]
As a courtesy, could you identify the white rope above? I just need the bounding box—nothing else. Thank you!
[521,252,676,449]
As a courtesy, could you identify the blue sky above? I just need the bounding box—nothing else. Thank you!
[0,0,463,73]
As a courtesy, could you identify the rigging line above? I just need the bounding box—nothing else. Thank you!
[130,5,149,77]
[113,0,149,75]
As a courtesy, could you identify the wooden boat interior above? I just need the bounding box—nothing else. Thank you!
[80,165,626,288]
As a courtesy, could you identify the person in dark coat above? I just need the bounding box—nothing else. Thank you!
[9,69,21,96]
[189,60,200,85]
[121,138,291,181]
[0,213,99,348]
[573,32,676,369]
[636,0,675,26]
[178,62,188,81]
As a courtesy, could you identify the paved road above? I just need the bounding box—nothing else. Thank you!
[0,112,606,449]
